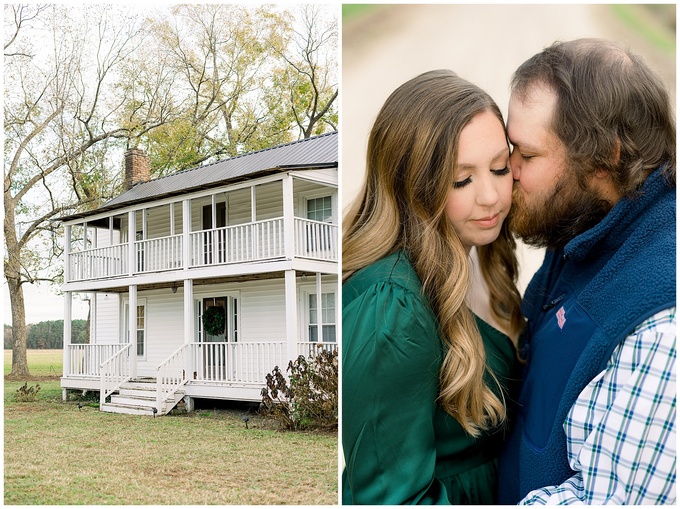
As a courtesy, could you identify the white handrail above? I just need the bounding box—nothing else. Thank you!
[134,234,183,273]
[68,243,128,281]
[100,344,132,407]
[189,217,285,267]
[156,343,190,413]
[297,341,338,357]
[294,218,338,261]
[189,341,286,384]
[67,344,128,377]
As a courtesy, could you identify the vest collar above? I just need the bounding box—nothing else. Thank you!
[564,167,671,262]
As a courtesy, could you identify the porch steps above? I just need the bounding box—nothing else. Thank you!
[101,378,184,417]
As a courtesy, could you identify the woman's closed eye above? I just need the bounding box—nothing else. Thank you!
[454,167,510,189]
[453,176,472,189]
[491,167,511,176]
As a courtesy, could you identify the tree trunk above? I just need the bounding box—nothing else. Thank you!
[7,277,30,377]
[4,192,30,377]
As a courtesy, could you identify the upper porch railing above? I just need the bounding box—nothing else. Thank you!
[67,216,337,282]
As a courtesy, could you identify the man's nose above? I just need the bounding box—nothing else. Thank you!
[509,150,521,180]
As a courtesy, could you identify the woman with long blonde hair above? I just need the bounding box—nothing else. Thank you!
[342,70,524,504]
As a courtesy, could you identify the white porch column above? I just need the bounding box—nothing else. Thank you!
[89,292,97,377]
[90,292,97,344]
[211,194,217,263]
[62,291,72,400]
[129,285,138,378]
[282,175,295,260]
[182,199,191,269]
[183,279,194,344]
[251,185,257,222]
[316,273,323,342]
[141,209,147,240]
[183,278,194,382]
[128,210,136,275]
[285,269,298,362]
[64,225,71,282]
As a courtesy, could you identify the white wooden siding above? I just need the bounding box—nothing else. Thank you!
[144,203,172,239]
[254,181,283,221]
[224,188,252,226]
[133,289,185,376]
[93,293,120,344]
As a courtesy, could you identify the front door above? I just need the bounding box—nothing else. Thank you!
[197,296,238,381]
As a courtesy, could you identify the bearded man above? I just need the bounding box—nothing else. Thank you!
[498,39,676,504]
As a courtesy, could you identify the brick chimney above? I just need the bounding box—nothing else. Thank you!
[124,148,150,190]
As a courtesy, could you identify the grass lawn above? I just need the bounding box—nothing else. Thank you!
[4,350,338,505]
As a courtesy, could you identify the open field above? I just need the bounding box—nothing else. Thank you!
[4,349,63,377]
[5,350,338,505]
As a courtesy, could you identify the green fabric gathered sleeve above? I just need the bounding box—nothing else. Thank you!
[342,281,450,505]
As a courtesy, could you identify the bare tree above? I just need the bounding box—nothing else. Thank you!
[3,4,172,376]
[274,4,338,139]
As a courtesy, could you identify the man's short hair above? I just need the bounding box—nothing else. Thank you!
[512,38,675,194]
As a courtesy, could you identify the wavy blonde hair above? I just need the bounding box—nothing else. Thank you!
[343,70,523,436]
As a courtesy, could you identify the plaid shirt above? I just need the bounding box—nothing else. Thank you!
[521,307,676,505]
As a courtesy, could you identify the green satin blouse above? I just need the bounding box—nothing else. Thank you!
[342,251,520,505]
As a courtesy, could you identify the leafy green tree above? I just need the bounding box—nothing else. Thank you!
[6,319,88,349]
[143,4,295,175]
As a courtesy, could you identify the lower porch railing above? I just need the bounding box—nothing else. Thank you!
[66,344,128,377]
[297,341,338,358]
[156,343,190,413]
[188,341,287,384]
[81,340,337,410]
[100,344,132,406]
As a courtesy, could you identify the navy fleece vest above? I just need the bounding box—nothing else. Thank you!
[498,168,676,503]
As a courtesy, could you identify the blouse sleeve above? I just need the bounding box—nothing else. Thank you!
[342,281,450,505]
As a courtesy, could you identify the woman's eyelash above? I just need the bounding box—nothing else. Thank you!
[453,167,509,188]
[453,177,472,189]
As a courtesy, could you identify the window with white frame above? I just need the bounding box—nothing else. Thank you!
[304,195,334,257]
[306,196,333,222]
[123,301,146,358]
[308,292,336,342]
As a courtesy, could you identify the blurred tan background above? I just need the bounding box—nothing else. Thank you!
[341,4,676,292]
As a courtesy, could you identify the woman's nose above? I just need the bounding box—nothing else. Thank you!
[477,178,500,206]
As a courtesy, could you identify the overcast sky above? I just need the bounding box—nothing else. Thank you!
[4,283,90,325]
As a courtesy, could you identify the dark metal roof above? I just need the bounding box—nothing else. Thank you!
[61,131,338,222]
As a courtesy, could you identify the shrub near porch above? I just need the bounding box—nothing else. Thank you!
[4,350,338,505]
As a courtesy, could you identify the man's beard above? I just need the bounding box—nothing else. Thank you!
[508,170,613,249]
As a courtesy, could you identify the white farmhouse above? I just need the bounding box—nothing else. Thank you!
[59,132,338,416]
